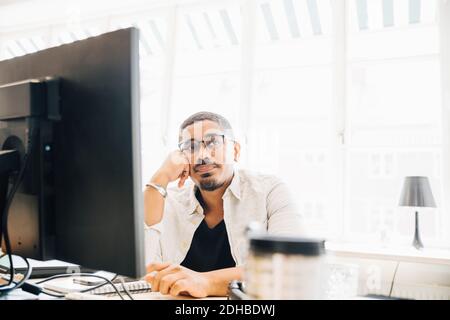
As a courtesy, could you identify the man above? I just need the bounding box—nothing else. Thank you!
[143,111,302,297]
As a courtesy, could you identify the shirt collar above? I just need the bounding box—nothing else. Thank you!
[187,169,241,215]
[225,170,241,201]
[187,186,201,215]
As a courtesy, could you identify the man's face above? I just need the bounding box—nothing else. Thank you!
[179,120,239,191]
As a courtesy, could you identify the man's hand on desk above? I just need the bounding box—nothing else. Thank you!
[144,263,243,298]
[145,263,211,298]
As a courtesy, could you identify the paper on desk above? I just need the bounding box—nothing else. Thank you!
[42,271,117,294]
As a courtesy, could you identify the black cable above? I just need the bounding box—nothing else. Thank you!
[40,290,65,298]
[77,274,133,300]
[36,273,126,300]
[35,272,116,285]
[78,274,119,293]
[0,254,32,293]
[0,156,32,290]
[9,255,32,290]
[0,123,36,292]
[45,273,134,300]
[118,277,134,300]
[389,261,400,297]
[62,273,127,297]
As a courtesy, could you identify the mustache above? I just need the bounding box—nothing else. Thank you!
[193,159,221,172]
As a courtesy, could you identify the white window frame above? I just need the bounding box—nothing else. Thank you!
[439,0,450,247]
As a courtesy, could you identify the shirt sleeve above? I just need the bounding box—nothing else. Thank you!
[266,177,305,236]
[144,221,164,265]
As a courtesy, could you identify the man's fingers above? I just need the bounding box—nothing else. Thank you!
[145,262,172,286]
[146,262,171,274]
[182,163,190,177]
[159,273,186,295]
[178,174,188,188]
[178,165,190,188]
[151,264,182,292]
[178,171,185,187]
[169,278,189,297]
[144,272,157,284]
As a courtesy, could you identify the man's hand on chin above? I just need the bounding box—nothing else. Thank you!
[144,262,212,298]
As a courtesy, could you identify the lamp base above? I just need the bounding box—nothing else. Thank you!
[412,211,424,250]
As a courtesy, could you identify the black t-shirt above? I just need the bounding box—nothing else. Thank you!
[180,219,236,272]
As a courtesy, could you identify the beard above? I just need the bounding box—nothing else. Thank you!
[198,172,225,191]
[193,159,225,191]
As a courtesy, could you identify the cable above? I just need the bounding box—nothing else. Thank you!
[389,261,400,298]
[75,274,134,300]
[118,276,134,300]
[40,290,65,298]
[36,273,126,300]
[35,272,117,285]
[8,255,32,290]
[0,152,33,290]
[2,261,128,300]
[0,254,32,293]
[0,122,36,293]
[78,274,119,293]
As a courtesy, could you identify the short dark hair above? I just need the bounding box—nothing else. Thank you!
[179,111,234,141]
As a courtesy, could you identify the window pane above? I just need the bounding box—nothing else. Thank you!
[170,74,241,142]
[248,0,338,238]
[167,3,242,147]
[345,0,444,245]
[348,59,442,147]
[346,149,442,245]
[348,0,439,60]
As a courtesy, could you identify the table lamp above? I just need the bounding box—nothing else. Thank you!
[399,176,436,250]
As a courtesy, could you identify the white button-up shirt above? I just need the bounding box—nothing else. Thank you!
[144,169,304,267]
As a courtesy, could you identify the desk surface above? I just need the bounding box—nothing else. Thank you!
[100,292,226,300]
[2,287,227,300]
[1,276,227,300]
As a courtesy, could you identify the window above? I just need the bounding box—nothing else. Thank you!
[1,0,449,248]
[247,0,339,237]
[167,2,242,149]
[346,0,445,246]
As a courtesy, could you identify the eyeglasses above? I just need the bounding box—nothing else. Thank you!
[178,134,227,155]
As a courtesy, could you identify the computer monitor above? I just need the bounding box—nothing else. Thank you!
[0,28,145,278]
